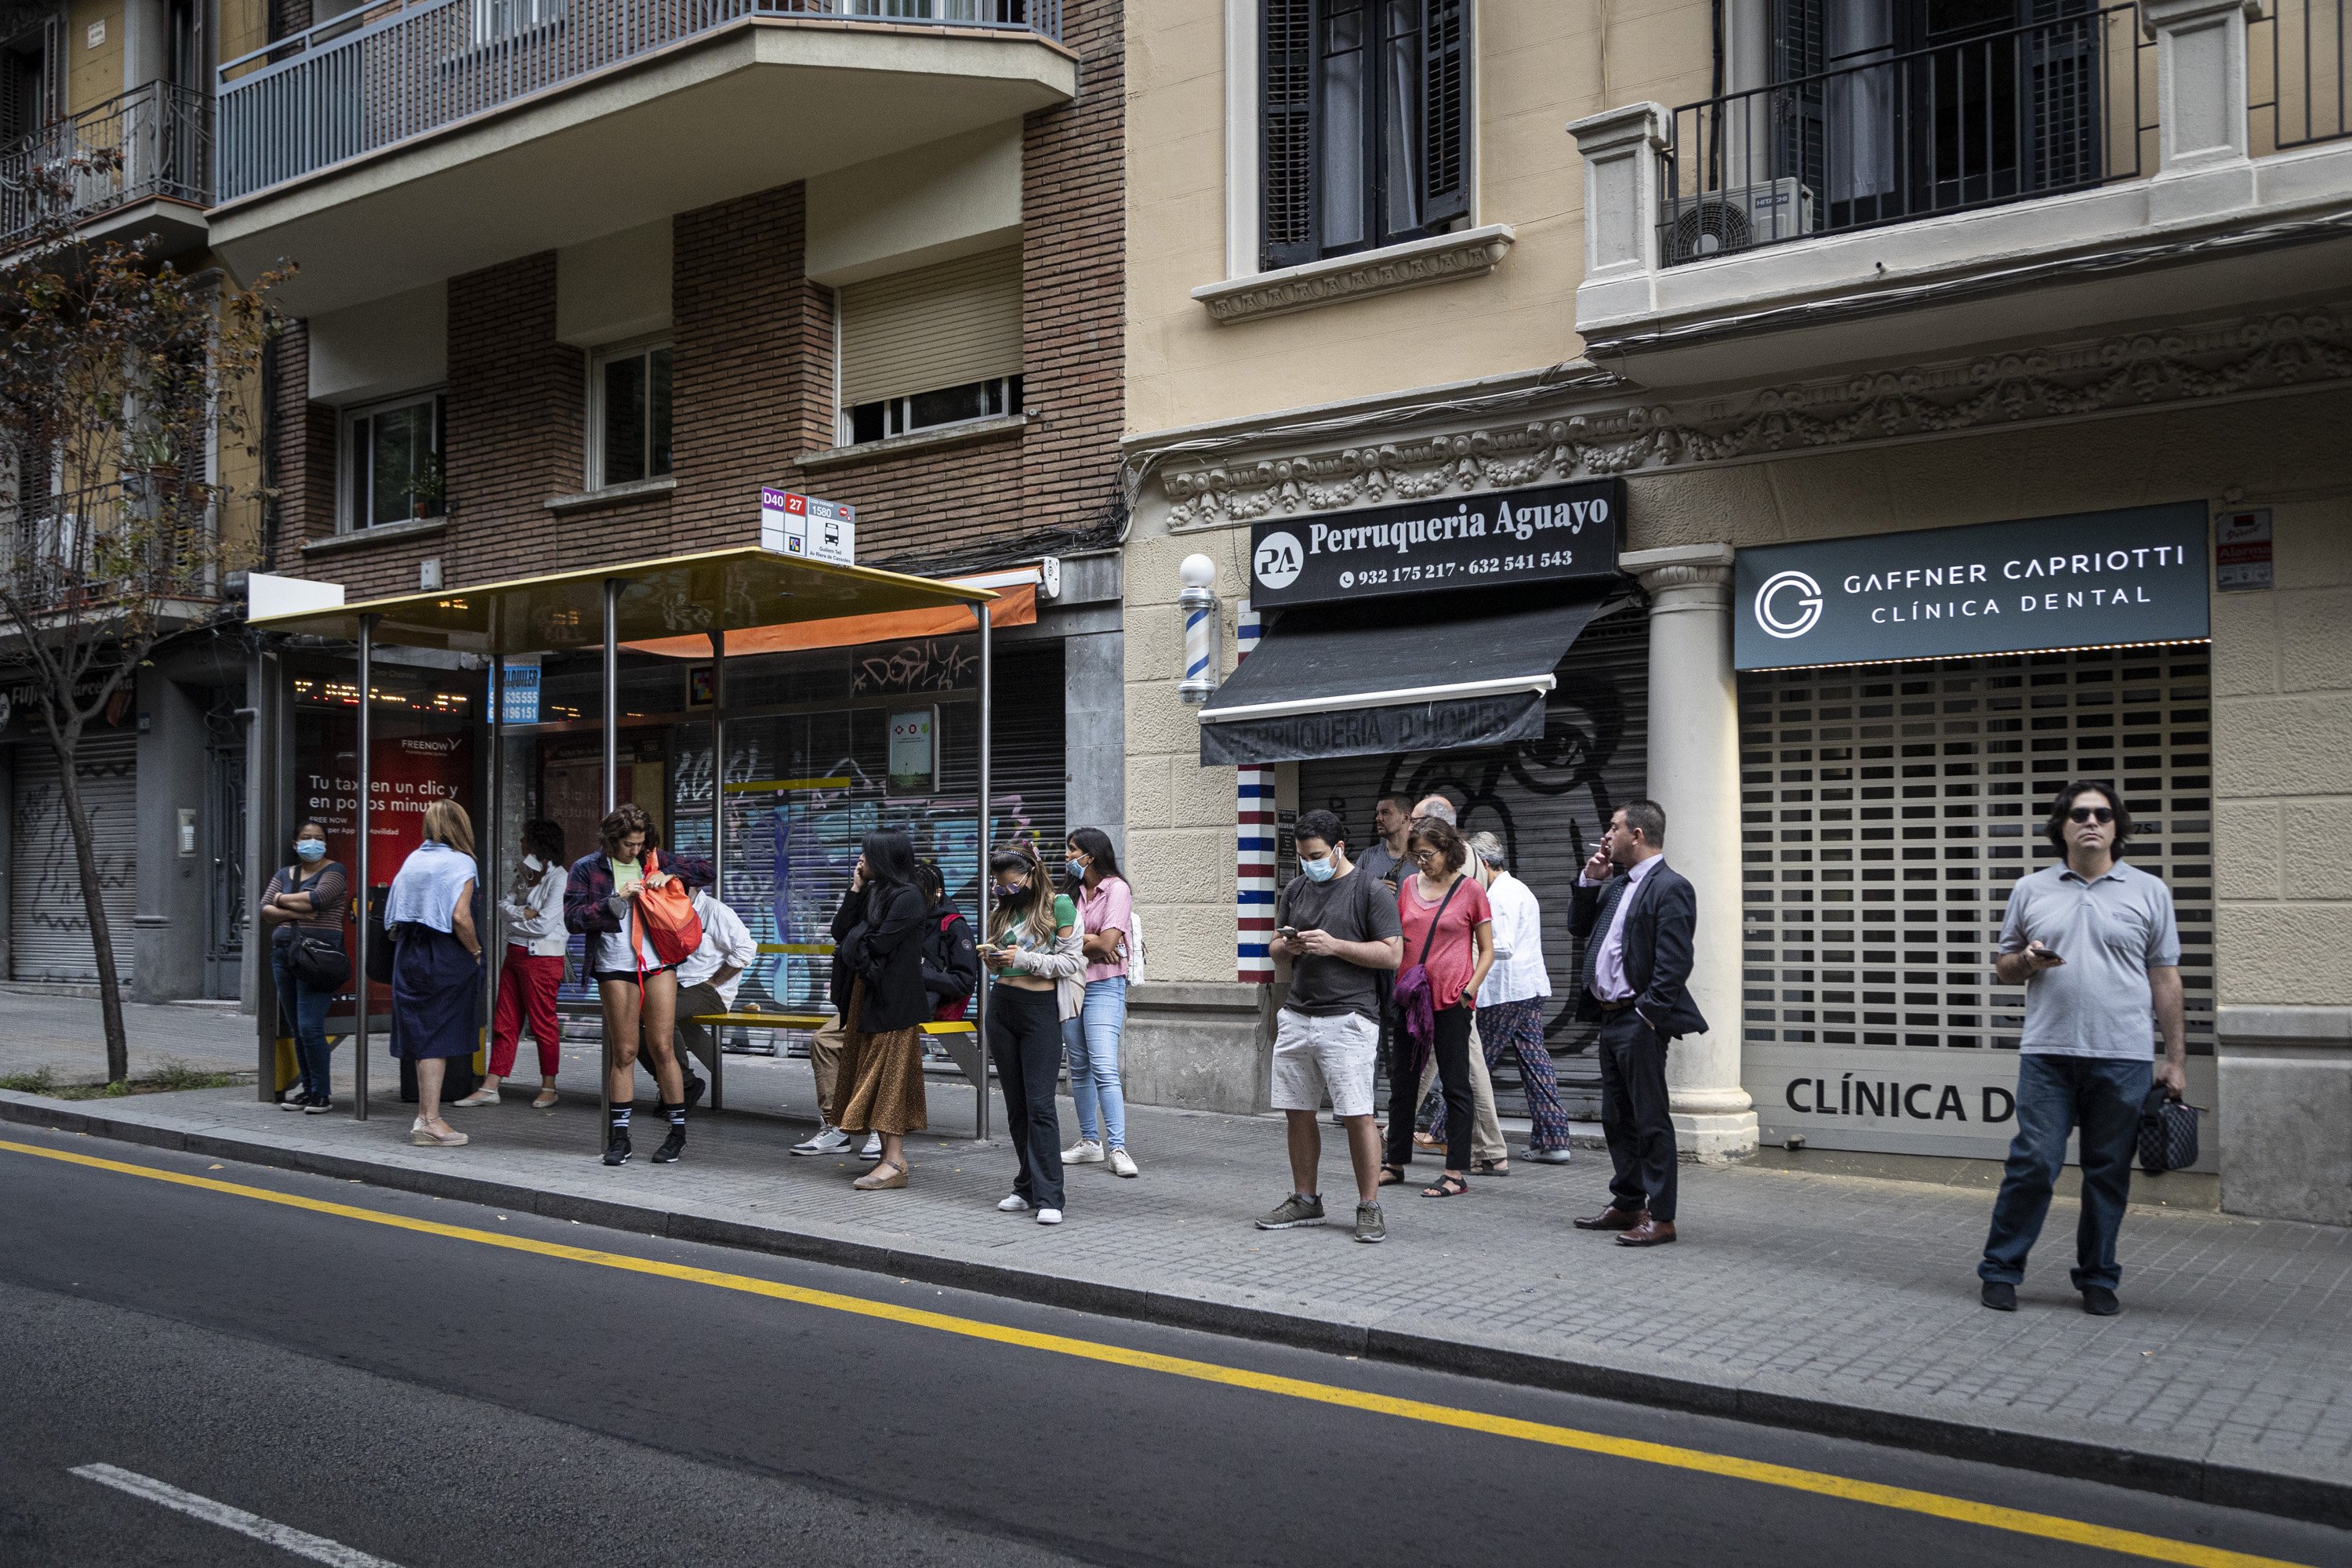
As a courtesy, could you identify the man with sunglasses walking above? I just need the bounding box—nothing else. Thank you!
[1979,780,2187,1317]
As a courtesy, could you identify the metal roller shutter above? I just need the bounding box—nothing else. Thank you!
[10,731,138,985]
[1297,604,1650,1120]
[1736,646,2214,1054]
[836,247,1024,408]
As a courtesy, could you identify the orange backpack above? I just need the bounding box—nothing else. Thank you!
[633,849,706,968]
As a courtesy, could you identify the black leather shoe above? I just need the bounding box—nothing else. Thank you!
[603,1131,632,1167]
[2082,1285,2121,1316]
[1980,1280,2016,1312]
[652,1127,687,1164]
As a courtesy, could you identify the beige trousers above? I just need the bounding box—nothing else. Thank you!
[1416,1018,1508,1163]
[811,1010,848,1126]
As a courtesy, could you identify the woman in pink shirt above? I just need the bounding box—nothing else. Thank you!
[1061,827,1139,1178]
[1385,818,1494,1200]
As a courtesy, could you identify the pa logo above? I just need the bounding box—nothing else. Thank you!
[1754,569,1824,639]
[1253,531,1305,590]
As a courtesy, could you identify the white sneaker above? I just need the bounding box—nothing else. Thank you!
[859,1132,884,1161]
[1036,1207,1063,1225]
[1108,1146,1139,1178]
[791,1127,852,1156]
[1062,1138,1105,1164]
[996,1193,1032,1213]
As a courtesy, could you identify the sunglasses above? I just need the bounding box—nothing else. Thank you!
[2067,806,2116,824]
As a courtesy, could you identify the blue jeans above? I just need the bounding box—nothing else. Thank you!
[1061,976,1127,1150]
[1980,1053,2151,1292]
[272,945,336,1098]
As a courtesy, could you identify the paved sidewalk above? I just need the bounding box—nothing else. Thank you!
[4,1052,2348,1527]
[0,987,257,1083]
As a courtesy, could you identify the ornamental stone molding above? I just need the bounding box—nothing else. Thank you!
[1155,304,2352,528]
[1190,224,1516,325]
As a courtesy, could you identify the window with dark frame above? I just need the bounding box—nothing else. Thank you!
[1261,0,1470,272]
[344,392,445,530]
[594,343,672,488]
[845,374,1022,447]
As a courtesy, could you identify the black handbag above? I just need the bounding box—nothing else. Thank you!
[278,866,354,991]
[2137,1084,2201,1174]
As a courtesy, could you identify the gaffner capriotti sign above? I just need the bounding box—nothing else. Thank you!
[1246,479,1624,610]
[1733,502,2210,670]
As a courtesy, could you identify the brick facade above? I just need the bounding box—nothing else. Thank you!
[263,0,1123,596]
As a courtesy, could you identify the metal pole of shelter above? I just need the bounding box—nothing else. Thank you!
[707,628,726,1114]
[353,614,377,1122]
[601,579,620,1145]
[485,652,503,1072]
[975,600,992,1142]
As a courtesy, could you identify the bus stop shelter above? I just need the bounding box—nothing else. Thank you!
[249,546,1002,1144]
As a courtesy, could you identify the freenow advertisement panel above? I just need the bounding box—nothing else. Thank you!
[1733,502,2211,670]
[1244,479,1624,610]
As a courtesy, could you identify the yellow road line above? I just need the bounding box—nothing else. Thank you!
[0,1137,2310,1568]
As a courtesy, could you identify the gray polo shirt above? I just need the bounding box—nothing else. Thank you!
[1998,860,2180,1058]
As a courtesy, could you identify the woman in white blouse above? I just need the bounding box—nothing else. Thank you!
[457,818,568,1109]
[1469,830,1573,1163]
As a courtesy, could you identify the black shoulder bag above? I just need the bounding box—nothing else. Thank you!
[281,866,354,992]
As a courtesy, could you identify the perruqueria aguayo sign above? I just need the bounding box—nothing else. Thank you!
[1247,478,1624,610]
[1733,502,2210,670]
[1746,1044,2220,1164]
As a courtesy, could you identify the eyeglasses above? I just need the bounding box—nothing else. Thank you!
[2067,806,2115,824]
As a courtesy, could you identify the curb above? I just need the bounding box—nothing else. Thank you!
[5,1093,2346,1530]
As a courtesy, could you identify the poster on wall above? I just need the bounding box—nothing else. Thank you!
[303,731,476,889]
[887,708,937,796]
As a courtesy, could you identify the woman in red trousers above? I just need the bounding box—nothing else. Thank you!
[459,818,568,1109]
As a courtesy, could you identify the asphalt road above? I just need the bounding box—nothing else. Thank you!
[1,1124,2345,1568]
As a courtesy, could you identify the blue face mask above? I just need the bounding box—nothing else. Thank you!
[1301,856,1336,883]
[1065,858,1087,879]
[296,840,327,862]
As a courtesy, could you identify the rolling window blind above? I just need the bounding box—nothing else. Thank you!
[837,247,1023,409]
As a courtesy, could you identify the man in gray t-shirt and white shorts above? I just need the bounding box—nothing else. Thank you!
[1256,809,1402,1244]
[1978,780,2186,1319]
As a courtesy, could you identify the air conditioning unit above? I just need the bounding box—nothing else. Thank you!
[1667,178,1816,262]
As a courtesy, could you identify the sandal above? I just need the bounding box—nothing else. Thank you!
[1421,1173,1469,1199]
[532,1087,560,1109]
[1377,1164,1407,1188]
[1472,1158,1510,1178]
[852,1160,907,1192]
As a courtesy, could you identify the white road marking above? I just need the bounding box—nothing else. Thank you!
[68,1463,405,1567]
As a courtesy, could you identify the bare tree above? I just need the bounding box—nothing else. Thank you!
[0,152,285,1083]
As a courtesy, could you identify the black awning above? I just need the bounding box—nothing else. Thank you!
[1197,584,1615,766]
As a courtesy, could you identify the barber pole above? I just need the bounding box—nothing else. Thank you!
[1235,599,1276,982]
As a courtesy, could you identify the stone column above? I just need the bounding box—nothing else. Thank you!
[1623,544,1757,1162]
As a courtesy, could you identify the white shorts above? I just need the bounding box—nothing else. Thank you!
[1270,1007,1380,1119]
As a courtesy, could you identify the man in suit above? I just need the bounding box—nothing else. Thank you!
[1568,799,1708,1247]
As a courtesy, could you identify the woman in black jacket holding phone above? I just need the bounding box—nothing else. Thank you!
[831,829,931,1190]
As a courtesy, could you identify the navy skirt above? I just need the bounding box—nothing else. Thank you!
[390,926,482,1061]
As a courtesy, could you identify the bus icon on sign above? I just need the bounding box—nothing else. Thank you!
[1254,531,1304,590]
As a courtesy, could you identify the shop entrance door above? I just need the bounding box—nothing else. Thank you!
[204,720,247,999]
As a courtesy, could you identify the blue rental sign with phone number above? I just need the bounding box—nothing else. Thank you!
[1733,502,2211,671]
[1245,479,1624,610]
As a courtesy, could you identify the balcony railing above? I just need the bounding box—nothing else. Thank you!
[1658,4,2151,265]
[0,83,214,248]
[215,0,1063,203]
[2,479,230,614]
[2253,0,2350,152]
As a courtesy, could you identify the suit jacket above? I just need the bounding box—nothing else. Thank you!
[1567,858,1708,1040]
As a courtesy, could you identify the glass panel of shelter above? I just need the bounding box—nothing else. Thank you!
[1737,647,2215,1058]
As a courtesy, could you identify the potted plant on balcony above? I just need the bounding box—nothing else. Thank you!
[404,451,445,520]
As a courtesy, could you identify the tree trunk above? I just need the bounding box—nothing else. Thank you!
[48,722,132,1084]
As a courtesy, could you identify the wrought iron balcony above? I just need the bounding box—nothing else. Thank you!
[1657,4,2151,265]
[215,0,1063,204]
[0,83,214,249]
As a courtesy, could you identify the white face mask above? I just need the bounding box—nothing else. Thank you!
[523,855,544,872]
